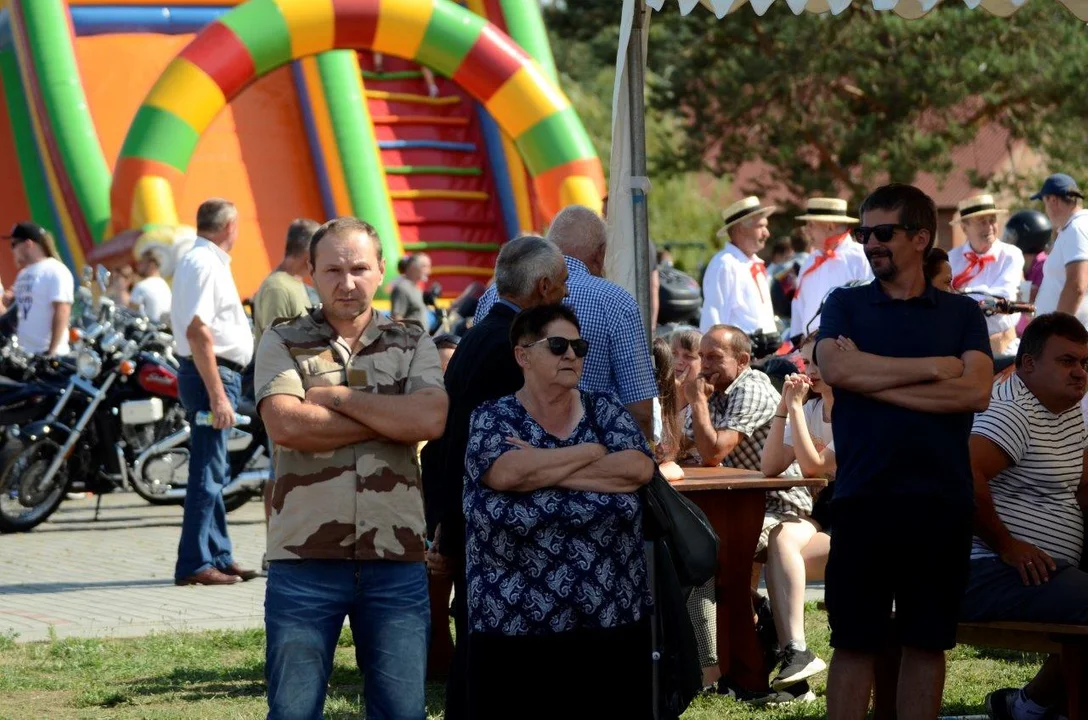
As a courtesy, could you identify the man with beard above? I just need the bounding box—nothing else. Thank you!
[815,184,993,720]
[948,194,1024,356]
[255,217,449,719]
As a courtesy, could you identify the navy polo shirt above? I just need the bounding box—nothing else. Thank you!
[816,281,991,508]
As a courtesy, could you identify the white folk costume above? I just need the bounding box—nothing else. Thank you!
[949,195,1024,336]
[700,197,777,334]
[788,198,872,339]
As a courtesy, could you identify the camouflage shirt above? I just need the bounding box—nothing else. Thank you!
[254,307,445,563]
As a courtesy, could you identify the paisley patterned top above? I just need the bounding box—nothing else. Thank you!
[463,391,653,636]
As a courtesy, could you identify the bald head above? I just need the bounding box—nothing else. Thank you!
[546,205,607,276]
[700,324,752,391]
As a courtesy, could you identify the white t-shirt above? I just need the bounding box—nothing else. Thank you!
[13,257,74,355]
[1035,210,1088,327]
[971,373,1087,564]
[783,397,835,454]
[130,276,172,324]
[699,243,777,335]
[170,239,253,367]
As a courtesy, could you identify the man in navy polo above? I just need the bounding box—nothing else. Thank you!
[815,184,993,720]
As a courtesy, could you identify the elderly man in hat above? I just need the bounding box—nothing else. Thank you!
[788,198,872,343]
[948,194,1025,356]
[1034,174,1088,328]
[700,197,779,354]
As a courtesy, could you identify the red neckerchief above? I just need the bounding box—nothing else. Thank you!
[795,232,850,297]
[952,249,996,290]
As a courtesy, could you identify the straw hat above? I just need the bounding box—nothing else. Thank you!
[794,198,858,224]
[951,194,1007,224]
[717,196,777,238]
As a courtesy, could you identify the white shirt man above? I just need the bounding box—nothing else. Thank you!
[788,198,872,340]
[1033,174,1088,327]
[700,197,777,335]
[949,195,1025,340]
[171,238,252,368]
[6,222,74,356]
[130,275,172,323]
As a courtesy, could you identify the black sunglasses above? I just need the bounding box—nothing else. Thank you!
[852,224,919,244]
[522,336,589,358]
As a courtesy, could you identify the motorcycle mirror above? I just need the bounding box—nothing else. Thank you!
[96,265,110,292]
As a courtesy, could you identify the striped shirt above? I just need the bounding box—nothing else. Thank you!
[475,257,658,406]
[970,373,1087,564]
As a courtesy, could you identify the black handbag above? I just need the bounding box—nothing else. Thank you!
[640,468,720,591]
[583,395,720,589]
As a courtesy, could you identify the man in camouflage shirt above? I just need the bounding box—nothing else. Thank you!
[256,217,448,720]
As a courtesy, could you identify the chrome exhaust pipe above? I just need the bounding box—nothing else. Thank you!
[130,427,190,487]
[223,469,270,495]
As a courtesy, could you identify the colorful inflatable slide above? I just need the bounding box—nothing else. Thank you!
[0,0,604,299]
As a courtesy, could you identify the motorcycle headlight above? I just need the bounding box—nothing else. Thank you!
[76,349,102,379]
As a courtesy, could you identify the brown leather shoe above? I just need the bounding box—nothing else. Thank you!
[175,567,241,586]
[222,563,261,581]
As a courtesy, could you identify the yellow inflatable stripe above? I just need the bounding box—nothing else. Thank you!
[500,132,534,234]
[145,58,226,135]
[365,89,460,106]
[486,64,570,139]
[274,0,335,59]
[431,266,493,278]
[131,176,179,229]
[389,190,489,201]
[373,0,432,60]
[560,176,603,215]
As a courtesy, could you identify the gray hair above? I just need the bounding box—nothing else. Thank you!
[284,218,320,258]
[546,205,606,262]
[196,198,237,236]
[494,235,564,299]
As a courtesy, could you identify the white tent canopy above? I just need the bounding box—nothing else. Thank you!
[605,0,1088,329]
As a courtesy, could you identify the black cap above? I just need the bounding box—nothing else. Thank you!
[3,221,49,244]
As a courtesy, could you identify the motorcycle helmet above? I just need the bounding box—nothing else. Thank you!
[1003,210,1052,255]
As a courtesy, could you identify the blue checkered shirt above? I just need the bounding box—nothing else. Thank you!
[474,257,658,405]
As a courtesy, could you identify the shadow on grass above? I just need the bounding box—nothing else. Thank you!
[97,661,448,717]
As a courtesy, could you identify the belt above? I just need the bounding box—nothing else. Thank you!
[179,356,246,374]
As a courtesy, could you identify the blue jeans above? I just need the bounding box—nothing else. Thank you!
[175,358,241,580]
[265,559,430,720]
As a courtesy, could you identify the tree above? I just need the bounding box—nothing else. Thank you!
[546,1,1088,210]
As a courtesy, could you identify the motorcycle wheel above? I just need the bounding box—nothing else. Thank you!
[0,439,68,533]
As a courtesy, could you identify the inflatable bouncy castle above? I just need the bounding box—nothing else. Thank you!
[0,0,604,298]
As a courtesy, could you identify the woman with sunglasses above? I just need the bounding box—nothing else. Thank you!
[462,303,654,719]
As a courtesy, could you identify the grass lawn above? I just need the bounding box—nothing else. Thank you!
[0,606,1039,719]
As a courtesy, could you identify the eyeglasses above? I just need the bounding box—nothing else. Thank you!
[522,336,590,358]
[852,224,918,244]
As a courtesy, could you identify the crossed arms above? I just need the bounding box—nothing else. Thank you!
[816,336,992,413]
[261,386,448,453]
[484,441,654,494]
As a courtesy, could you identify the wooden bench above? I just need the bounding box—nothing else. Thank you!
[956,621,1087,720]
[867,620,1088,719]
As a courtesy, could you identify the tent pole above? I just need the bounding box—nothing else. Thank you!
[627,0,652,340]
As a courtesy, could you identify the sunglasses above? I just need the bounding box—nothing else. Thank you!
[852,224,919,244]
[522,336,589,358]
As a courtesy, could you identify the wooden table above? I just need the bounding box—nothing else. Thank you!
[672,467,828,692]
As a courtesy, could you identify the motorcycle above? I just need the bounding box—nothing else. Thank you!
[0,267,270,532]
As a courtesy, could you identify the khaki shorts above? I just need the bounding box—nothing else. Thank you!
[755,512,805,554]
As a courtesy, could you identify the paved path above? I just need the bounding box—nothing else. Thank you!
[0,492,826,644]
[0,493,267,643]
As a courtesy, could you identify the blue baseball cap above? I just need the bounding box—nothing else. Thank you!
[1031,173,1084,200]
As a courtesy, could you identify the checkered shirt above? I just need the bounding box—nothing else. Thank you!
[474,257,658,405]
[682,368,812,517]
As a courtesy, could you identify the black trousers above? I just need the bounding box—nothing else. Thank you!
[467,617,653,720]
[443,567,469,720]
